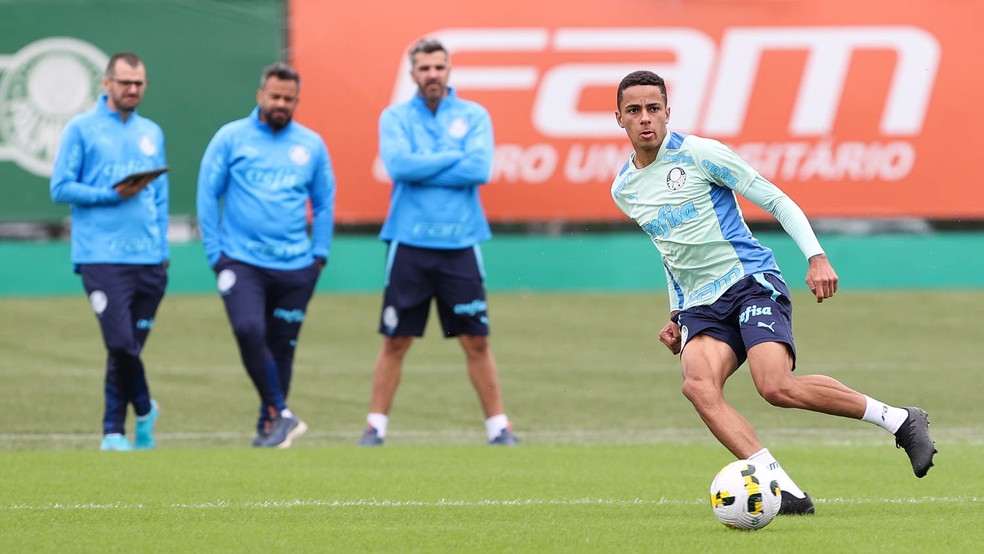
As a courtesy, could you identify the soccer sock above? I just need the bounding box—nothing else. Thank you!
[485,414,510,441]
[367,413,388,438]
[749,448,806,498]
[281,408,295,419]
[861,395,909,433]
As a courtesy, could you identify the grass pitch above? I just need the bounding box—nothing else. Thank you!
[1,291,982,552]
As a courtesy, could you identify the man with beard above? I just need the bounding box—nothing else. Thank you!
[197,62,336,448]
[50,52,168,452]
[357,38,518,447]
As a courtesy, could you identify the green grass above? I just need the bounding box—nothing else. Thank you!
[1,291,982,552]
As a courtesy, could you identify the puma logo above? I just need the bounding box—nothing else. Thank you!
[757,321,776,332]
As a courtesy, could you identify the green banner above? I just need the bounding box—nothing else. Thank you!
[0,0,283,222]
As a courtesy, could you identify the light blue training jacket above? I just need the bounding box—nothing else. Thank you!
[378,86,494,249]
[50,94,169,266]
[197,107,335,270]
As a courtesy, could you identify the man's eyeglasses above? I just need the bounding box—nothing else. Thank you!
[109,78,146,88]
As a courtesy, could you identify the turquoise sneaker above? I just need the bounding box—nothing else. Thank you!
[134,400,160,450]
[100,433,134,451]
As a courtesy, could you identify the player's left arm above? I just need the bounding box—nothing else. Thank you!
[741,176,837,302]
[419,109,494,188]
[694,138,836,303]
[308,141,336,265]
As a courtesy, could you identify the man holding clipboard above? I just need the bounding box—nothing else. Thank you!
[50,52,169,452]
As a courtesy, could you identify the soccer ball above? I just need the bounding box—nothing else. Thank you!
[709,460,782,530]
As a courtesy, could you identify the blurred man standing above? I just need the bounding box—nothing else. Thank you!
[197,62,336,448]
[50,52,168,452]
[358,38,518,447]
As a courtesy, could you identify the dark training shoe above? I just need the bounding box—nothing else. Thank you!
[260,414,307,449]
[894,407,937,478]
[778,491,815,516]
[488,428,520,446]
[251,422,271,448]
[359,426,384,446]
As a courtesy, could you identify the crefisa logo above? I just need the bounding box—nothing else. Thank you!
[0,37,108,176]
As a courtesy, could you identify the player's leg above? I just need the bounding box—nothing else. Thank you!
[741,273,935,477]
[215,259,288,439]
[256,263,321,448]
[679,334,756,456]
[127,264,167,449]
[678,276,813,513]
[436,246,517,445]
[79,264,137,450]
[265,263,320,400]
[361,243,432,445]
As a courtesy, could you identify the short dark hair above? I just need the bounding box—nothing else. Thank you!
[105,52,143,77]
[260,61,300,88]
[617,70,667,108]
[408,38,448,66]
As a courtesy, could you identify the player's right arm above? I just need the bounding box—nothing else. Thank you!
[196,128,231,268]
[50,122,123,206]
[379,107,463,182]
[660,311,682,354]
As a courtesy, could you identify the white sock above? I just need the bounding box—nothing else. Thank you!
[749,448,806,498]
[281,408,294,419]
[367,413,388,438]
[485,414,510,441]
[861,395,908,433]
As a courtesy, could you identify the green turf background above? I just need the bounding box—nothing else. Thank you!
[2,232,983,296]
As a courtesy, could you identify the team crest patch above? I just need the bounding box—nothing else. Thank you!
[0,37,108,177]
[216,269,236,294]
[447,117,469,139]
[89,290,108,315]
[139,135,156,156]
[666,167,686,190]
[382,305,399,330]
[289,145,310,165]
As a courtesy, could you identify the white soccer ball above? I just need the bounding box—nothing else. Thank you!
[709,460,782,530]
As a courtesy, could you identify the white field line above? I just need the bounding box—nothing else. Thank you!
[2,427,983,445]
[1,496,981,512]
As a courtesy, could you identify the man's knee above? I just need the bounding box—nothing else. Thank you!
[231,319,265,342]
[458,335,490,357]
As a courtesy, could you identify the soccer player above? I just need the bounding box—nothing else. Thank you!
[610,70,937,514]
[50,52,167,452]
[358,38,518,447]
[197,62,336,448]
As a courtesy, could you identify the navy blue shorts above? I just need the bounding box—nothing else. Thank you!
[676,273,796,368]
[379,243,489,337]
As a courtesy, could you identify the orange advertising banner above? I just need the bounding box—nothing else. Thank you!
[291,0,984,223]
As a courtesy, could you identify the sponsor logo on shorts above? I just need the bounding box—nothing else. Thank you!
[136,318,154,330]
[756,321,776,332]
[453,299,487,317]
[738,304,772,325]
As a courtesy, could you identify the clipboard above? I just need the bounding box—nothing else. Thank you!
[114,166,169,188]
